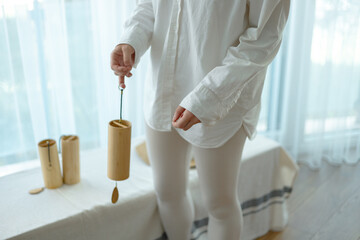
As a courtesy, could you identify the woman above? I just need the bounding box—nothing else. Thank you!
[110,0,290,239]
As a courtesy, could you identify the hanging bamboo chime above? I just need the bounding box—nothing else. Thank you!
[107,86,132,204]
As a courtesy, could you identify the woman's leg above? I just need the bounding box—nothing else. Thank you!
[192,124,247,240]
[145,120,195,240]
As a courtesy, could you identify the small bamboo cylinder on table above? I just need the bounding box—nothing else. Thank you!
[61,135,80,184]
[38,139,63,189]
[107,119,132,181]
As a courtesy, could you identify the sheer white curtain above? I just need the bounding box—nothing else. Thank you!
[260,0,360,169]
[0,0,147,167]
[0,0,359,172]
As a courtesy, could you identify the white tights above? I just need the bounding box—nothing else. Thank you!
[145,120,247,240]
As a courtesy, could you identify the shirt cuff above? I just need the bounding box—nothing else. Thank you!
[179,83,226,127]
[118,26,148,69]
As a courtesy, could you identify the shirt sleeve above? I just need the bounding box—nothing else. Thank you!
[118,0,154,69]
[179,0,290,126]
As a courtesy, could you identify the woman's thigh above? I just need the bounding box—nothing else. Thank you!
[144,120,193,200]
[192,124,247,209]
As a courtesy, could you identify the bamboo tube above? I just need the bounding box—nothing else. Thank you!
[61,135,80,185]
[38,139,63,189]
[107,119,132,181]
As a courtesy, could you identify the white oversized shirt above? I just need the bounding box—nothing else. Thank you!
[118,0,290,148]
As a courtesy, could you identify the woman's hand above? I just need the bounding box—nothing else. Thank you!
[172,106,201,131]
[110,44,135,88]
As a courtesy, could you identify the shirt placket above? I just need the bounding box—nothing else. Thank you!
[161,0,183,130]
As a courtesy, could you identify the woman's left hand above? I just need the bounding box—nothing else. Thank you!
[172,106,201,131]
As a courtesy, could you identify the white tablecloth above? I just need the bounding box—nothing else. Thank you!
[0,135,299,240]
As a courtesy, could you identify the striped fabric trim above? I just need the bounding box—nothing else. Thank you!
[154,186,292,240]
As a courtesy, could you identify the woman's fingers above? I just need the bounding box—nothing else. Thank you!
[182,119,194,131]
[183,114,201,131]
[119,75,125,89]
[110,48,124,70]
[122,45,135,67]
[114,71,132,78]
[113,66,132,76]
[172,107,201,130]
[111,44,136,89]
[173,106,185,122]
[123,44,135,65]
[172,109,191,129]
[118,66,131,72]
[111,44,135,79]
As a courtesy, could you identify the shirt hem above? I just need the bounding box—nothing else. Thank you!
[143,113,172,132]
[175,122,254,149]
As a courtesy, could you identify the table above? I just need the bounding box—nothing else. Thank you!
[0,135,299,240]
